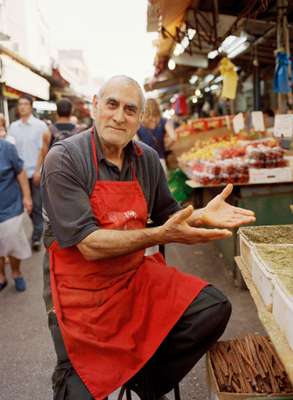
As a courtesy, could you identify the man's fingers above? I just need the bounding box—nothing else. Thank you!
[222,216,256,228]
[191,227,232,240]
[220,184,233,200]
[173,205,194,224]
[233,206,255,216]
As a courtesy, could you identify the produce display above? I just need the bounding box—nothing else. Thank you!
[179,136,287,186]
[175,116,232,138]
[210,335,293,394]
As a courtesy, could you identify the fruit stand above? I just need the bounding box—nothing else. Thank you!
[175,130,293,280]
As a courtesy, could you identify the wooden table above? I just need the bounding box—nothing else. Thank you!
[235,256,293,384]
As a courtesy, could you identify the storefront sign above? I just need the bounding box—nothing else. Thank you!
[0,54,49,100]
[251,111,265,131]
[233,113,245,133]
[274,114,293,137]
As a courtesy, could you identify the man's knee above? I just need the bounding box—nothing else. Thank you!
[201,286,232,329]
[180,286,232,343]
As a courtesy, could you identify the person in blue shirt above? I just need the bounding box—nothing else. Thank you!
[137,98,175,174]
[0,138,32,291]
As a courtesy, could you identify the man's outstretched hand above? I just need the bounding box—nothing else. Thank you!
[189,184,255,229]
[161,206,232,245]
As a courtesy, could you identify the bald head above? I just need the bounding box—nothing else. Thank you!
[98,75,145,111]
[93,75,144,149]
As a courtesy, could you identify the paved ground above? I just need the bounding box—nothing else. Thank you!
[0,217,265,400]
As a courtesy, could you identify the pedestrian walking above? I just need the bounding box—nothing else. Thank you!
[9,95,49,251]
[41,98,78,155]
[0,138,32,291]
[42,76,255,400]
[0,113,15,144]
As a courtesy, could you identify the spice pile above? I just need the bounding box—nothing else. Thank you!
[240,225,293,244]
[255,245,293,274]
[210,336,293,394]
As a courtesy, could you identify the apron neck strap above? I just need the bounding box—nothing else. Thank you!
[90,127,99,174]
[90,127,138,181]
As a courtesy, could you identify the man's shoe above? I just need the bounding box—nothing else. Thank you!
[14,277,26,292]
[0,280,7,291]
[32,240,41,251]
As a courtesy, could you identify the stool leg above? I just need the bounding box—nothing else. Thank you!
[118,386,126,400]
[174,383,181,400]
[126,387,132,400]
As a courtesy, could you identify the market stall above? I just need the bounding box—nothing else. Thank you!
[144,0,293,398]
[234,225,293,385]
[172,115,293,276]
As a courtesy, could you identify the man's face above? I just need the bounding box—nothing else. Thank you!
[18,99,32,118]
[94,80,142,148]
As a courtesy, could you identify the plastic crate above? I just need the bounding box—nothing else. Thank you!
[251,249,274,311]
[239,232,254,271]
[273,277,293,351]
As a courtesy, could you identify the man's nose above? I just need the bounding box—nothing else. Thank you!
[113,107,125,124]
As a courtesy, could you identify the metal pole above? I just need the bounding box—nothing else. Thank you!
[253,48,261,110]
[276,0,288,113]
[283,0,292,108]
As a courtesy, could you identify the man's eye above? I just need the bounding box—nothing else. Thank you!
[108,101,117,108]
[126,108,136,115]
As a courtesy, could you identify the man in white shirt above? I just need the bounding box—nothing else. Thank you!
[9,95,49,251]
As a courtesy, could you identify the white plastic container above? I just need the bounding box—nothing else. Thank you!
[273,277,293,351]
[251,249,275,311]
[249,166,292,184]
[239,233,254,271]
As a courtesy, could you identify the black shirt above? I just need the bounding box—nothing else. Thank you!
[41,128,180,248]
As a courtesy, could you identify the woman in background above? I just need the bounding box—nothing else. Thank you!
[137,98,175,174]
[0,113,15,144]
[0,128,32,291]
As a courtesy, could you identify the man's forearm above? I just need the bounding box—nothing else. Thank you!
[78,208,207,261]
[34,150,44,174]
[77,227,164,261]
[35,131,51,174]
[17,170,31,198]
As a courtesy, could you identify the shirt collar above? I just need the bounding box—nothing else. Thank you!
[93,127,141,162]
[18,115,34,126]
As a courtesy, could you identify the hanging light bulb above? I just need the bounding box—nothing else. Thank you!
[168,59,176,70]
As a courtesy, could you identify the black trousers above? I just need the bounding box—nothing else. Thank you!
[49,285,231,400]
[28,179,43,242]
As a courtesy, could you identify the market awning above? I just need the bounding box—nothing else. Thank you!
[0,54,50,100]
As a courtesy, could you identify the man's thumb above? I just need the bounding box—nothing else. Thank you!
[174,205,194,224]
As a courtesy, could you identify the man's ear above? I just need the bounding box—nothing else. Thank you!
[93,95,98,109]
[138,111,143,123]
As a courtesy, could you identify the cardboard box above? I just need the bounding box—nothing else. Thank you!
[206,351,293,400]
[249,167,292,184]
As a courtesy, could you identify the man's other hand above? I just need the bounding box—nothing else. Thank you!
[161,205,232,244]
[198,184,255,229]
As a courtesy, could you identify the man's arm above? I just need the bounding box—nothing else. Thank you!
[17,170,32,214]
[32,129,51,186]
[77,206,231,261]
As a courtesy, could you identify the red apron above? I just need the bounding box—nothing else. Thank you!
[49,130,208,399]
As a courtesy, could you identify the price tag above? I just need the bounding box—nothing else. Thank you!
[251,111,265,131]
[274,114,293,137]
[232,113,245,133]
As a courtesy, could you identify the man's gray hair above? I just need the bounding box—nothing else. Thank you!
[97,75,145,111]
